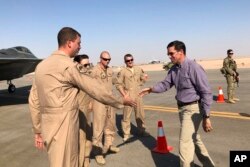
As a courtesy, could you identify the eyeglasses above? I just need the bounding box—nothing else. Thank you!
[101,57,111,61]
[83,63,90,67]
[125,58,134,63]
[168,52,178,56]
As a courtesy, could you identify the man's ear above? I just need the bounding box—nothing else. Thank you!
[67,40,72,48]
[179,49,184,54]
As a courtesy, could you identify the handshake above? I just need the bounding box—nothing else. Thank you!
[122,87,152,107]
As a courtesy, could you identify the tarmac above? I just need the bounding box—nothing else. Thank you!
[0,69,250,167]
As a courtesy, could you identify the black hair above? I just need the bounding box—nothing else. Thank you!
[74,54,89,63]
[227,49,233,54]
[167,40,186,55]
[124,54,133,61]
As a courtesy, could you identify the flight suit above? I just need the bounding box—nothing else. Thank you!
[114,66,147,137]
[91,63,116,155]
[223,57,237,101]
[77,68,93,167]
[29,50,124,167]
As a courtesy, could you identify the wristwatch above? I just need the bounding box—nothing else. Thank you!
[203,115,210,119]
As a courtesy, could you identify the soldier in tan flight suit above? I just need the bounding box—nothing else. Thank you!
[91,51,120,165]
[114,54,149,142]
[29,27,136,167]
[74,54,93,167]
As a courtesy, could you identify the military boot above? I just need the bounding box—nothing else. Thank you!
[228,93,235,104]
[109,145,120,153]
[103,145,120,154]
[233,97,240,101]
[228,99,236,104]
[95,155,106,165]
[123,134,130,142]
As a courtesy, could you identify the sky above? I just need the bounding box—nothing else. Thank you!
[1,0,250,66]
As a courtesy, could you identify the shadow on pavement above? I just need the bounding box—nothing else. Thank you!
[239,113,250,117]
[0,85,31,106]
[115,114,180,167]
[212,95,218,101]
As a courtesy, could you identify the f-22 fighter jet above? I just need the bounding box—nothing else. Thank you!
[0,46,42,93]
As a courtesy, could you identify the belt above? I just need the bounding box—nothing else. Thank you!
[177,101,198,107]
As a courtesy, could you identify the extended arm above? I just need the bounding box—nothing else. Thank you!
[65,65,136,108]
[139,72,173,97]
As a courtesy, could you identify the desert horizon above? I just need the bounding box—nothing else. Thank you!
[137,57,250,71]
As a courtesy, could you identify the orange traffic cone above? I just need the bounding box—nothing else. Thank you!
[216,86,225,103]
[152,121,173,154]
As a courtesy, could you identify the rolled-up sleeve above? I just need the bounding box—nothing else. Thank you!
[114,70,124,91]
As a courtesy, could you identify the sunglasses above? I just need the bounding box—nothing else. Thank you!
[125,58,134,63]
[83,63,90,67]
[168,52,177,56]
[101,57,111,61]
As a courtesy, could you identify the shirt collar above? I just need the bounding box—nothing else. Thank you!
[178,57,188,69]
[52,50,70,58]
[97,62,109,71]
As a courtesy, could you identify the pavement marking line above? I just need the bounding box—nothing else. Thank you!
[209,114,250,120]
[144,105,250,120]
[145,105,177,110]
[144,107,177,113]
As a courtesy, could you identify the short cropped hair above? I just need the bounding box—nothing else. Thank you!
[100,51,110,58]
[57,27,81,47]
[124,54,133,61]
[74,54,89,63]
[227,49,233,54]
[167,40,186,55]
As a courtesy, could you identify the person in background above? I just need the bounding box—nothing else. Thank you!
[29,27,136,167]
[74,54,93,167]
[91,51,120,165]
[114,54,149,142]
[139,40,215,167]
[223,49,239,104]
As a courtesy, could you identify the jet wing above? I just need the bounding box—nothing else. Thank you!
[0,58,42,81]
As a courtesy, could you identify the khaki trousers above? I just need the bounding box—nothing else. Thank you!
[79,109,92,167]
[122,96,146,136]
[92,100,116,155]
[178,103,215,167]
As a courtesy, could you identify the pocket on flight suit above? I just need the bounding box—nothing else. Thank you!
[41,107,67,147]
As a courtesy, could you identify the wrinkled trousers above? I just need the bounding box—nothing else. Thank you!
[178,103,215,167]
[122,96,146,136]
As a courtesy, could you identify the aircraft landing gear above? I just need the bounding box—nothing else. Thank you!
[7,80,16,93]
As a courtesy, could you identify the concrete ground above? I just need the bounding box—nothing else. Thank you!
[0,69,249,167]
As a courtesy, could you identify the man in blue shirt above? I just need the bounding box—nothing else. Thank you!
[140,40,215,167]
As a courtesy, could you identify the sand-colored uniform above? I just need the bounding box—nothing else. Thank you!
[223,57,237,101]
[77,68,93,167]
[114,66,146,136]
[91,63,116,154]
[29,50,123,167]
